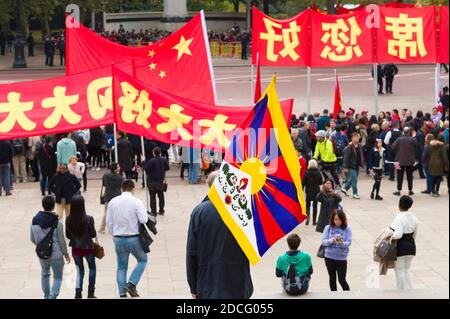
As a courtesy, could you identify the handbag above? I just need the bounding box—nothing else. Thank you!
[317,227,332,258]
[139,224,153,253]
[94,238,105,259]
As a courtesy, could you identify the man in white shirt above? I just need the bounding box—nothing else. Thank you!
[106,180,148,297]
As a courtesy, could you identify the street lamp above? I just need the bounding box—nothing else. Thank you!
[13,0,27,68]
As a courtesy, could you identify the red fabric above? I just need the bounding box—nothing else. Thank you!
[0,67,114,140]
[439,6,449,64]
[383,2,416,8]
[252,7,310,66]
[254,54,262,103]
[376,7,437,63]
[333,72,342,119]
[310,10,373,67]
[112,67,294,151]
[299,156,307,180]
[67,12,216,104]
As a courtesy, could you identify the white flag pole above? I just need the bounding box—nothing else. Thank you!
[307,66,312,115]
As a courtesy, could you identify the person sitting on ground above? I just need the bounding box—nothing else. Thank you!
[276,233,313,296]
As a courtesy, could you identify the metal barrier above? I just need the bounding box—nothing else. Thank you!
[209,41,242,58]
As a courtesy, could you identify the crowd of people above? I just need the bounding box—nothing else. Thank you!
[98,25,171,46]
[1,86,448,298]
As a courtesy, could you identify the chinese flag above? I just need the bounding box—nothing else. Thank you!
[67,11,216,104]
[254,53,262,103]
[333,71,342,119]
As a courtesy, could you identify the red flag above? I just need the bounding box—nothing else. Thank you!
[254,53,262,103]
[66,11,216,104]
[333,71,342,119]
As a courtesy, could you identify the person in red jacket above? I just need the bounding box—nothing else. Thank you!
[296,148,307,180]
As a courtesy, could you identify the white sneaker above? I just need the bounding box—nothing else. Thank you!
[96,167,101,171]
[91,167,96,171]
[341,188,348,196]
[353,194,360,199]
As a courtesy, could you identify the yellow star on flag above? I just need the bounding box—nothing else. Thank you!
[173,36,194,61]
[149,63,157,70]
[159,70,167,79]
[148,49,156,57]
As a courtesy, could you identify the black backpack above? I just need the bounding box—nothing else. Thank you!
[35,220,58,260]
[13,139,24,155]
[283,264,303,296]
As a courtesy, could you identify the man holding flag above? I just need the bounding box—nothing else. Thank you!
[186,76,307,298]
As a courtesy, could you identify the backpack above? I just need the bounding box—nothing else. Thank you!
[283,264,303,295]
[328,138,337,155]
[13,139,25,155]
[332,134,347,157]
[35,220,58,260]
[105,133,115,150]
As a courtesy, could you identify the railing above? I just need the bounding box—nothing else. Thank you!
[209,41,242,58]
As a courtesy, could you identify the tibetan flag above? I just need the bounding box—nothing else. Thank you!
[208,76,307,265]
[333,71,342,119]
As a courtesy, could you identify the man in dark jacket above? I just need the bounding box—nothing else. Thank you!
[0,140,14,196]
[186,171,253,299]
[36,136,57,196]
[58,35,65,66]
[383,63,398,94]
[241,32,249,60]
[391,127,419,196]
[298,121,312,160]
[415,121,434,179]
[48,164,81,218]
[0,31,6,56]
[142,147,169,215]
[117,132,133,179]
[316,109,331,131]
[341,133,362,199]
[372,64,384,94]
[26,32,34,56]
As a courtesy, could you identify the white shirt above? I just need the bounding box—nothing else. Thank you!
[390,211,418,240]
[384,129,400,146]
[68,162,85,179]
[106,192,148,236]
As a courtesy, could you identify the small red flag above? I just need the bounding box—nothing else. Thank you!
[333,71,342,119]
[254,53,262,104]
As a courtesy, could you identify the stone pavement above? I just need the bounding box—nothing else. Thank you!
[0,164,448,299]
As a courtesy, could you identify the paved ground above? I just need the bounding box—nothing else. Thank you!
[0,163,447,299]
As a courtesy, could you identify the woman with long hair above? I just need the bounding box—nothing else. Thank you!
[368,139,386,200]
[322,209,352,291]
[66,195,97,298]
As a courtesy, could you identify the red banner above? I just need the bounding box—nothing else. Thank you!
[252,7,310,66]
[112,67,293,151]
[310,10,373,67]
[0,67,114,140]
[67,11,216,104]
[376,7,437,63]
[383,2,416,9]
[439,6,449,64]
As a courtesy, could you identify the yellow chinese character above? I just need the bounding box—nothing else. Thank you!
[260,18,301,62]
[156,104,193,140]
[118,81,152,128]
[320,17,363,62]
[386,13,427,59]
[41,86,81,129]
[199,114,236,148]
[0,92,36,132]
[87,77,112,120]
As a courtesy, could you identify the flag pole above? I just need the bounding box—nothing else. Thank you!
[113,123,118,163]
[373,63,379,115]
[251,56,255,104]
[131,58,150,212]
[435,63,440,106]
[307,66,311,115]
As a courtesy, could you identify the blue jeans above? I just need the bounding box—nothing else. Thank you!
[344,169,359,195]
[73,253,96,293]
[114,236,148,296]
[0,163,11,194]
[39,258,64,299]
[188,163,200,184]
